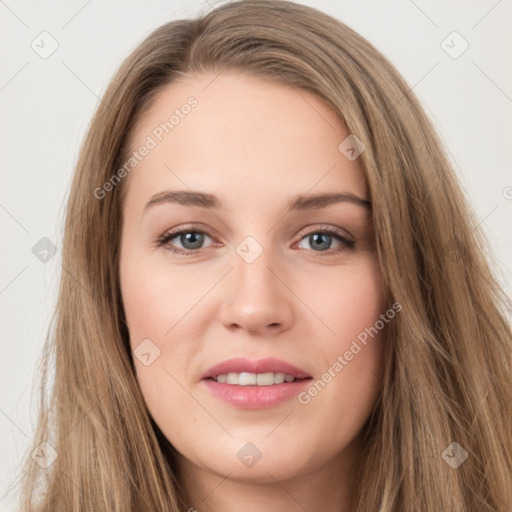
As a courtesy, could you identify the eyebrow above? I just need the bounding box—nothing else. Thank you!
[143,190,372,212]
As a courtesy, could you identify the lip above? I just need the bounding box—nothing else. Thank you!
[201,357,312,409]
[201,357,311,380]
[202,378,312,409]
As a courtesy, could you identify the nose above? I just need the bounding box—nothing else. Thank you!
[219,247,294,336]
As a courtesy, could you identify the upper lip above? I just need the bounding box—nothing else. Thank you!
[201,357,311,380]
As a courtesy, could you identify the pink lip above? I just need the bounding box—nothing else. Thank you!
[201,357,312,409]
[202,379,312,409]
[201,357,311,380]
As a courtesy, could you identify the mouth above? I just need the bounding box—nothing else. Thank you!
[201,356,311,382]
[201,357,313,409]
[206,372,309,386]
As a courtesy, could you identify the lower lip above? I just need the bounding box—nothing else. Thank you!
[202,378,312,409]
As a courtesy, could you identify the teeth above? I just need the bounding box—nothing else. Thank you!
[226,373,239,385]
[214,372,296,385]
[274,372,285,384]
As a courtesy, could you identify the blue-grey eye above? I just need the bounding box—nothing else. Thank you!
[309,233,332,251]
[159,230,214,252]
[299,232,344,252]
[177,231,208,250]
[295,228,355,253]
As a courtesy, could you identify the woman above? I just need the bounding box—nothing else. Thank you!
[19,1,512,510]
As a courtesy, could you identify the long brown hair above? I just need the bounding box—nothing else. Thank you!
[19,1,512,510]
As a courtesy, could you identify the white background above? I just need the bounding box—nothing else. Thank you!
[1,1,511,509]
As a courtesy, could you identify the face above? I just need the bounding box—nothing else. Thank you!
[119,71,387,489]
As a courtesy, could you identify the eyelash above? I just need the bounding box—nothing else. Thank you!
[156,225,355,257]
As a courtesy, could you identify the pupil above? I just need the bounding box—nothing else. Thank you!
[311,233,331,251]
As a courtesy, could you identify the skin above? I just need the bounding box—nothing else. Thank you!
[119,71,387,512]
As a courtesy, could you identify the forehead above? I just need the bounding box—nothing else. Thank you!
[123,72,368,211]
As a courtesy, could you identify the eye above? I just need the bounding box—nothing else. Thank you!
[157,228,215,255]
[157,225,355,256]
[295,226,355,255]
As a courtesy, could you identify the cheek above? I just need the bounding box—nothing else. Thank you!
[119,251,211,419]
[304,254,386,343]
[120,252,201,344]
[294,256,387,432]
[120,262,201,441]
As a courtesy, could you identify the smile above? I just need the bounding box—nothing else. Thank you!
[212,372,300,385]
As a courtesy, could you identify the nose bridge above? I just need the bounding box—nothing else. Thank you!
[220,235,293,333]
[235,240,276,296]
